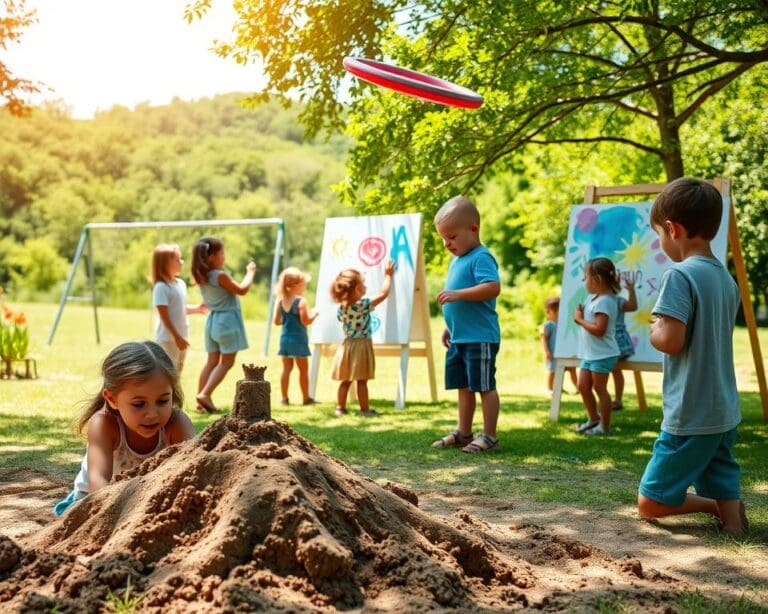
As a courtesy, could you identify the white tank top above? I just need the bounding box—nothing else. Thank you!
[73,410,167,494]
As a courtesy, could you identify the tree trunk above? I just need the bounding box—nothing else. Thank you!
[655,84,685,181]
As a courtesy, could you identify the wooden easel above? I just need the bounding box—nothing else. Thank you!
[550,178,768,420]
[309,242,437,409]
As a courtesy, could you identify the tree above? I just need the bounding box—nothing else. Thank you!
[0,0,38,115]
[195,0,768,208]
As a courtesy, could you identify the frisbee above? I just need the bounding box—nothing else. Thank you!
[343,57,483,109]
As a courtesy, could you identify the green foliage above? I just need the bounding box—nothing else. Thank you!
[0,300,29,360]
[0,95,353,305]
[105,576,144,613]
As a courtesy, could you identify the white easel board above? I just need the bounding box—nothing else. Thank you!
[309,213,436,408]
[554,198,730,363]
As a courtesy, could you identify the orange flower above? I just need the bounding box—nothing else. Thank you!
[13,312,26,326]
[2,305,12,321]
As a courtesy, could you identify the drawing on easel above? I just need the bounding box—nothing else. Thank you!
[554,198,730,363]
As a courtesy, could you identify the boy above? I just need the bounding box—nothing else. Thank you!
[638,177,747,534]
[431,195,501,453]
[542,297,578,395]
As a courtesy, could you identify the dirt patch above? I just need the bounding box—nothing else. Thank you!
[0,467,69,541]
[0,417,691,612]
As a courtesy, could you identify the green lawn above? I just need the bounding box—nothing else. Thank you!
[2,301,767,544]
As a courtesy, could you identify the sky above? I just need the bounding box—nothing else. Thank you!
[5,0,264,118]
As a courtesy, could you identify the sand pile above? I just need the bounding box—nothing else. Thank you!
[0,416,684,612]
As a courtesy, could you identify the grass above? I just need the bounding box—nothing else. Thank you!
[2,301,767,545]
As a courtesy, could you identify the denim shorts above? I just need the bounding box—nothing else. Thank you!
[445,342,499,392]
[638,428,740,506]
[579,356,619,374]
[205,310,248,354]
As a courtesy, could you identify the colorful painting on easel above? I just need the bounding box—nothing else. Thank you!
[310,213,422,344]
[554,198,730,362]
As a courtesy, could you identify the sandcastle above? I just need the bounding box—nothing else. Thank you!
[231,364,271,422]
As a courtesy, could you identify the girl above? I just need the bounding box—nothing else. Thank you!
[54,341,195,516]
[330,259,395,417]
[573,257,621,435]
[273,267,319,405]
[611,274,638,411]
[151,243,207,375]
[191,237,256,413]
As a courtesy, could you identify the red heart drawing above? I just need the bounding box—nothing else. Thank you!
[358,237,387,266]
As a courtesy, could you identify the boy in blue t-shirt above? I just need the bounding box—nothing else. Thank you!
[431,195,501,453]
[542,297,578,395]
[638,177,747,534]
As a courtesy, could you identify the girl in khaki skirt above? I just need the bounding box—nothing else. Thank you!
[330,260,395,416]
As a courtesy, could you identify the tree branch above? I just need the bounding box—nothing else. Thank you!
[677,62,755,125]
[528,136,662,155]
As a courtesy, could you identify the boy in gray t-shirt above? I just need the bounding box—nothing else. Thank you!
[638,178,746,534]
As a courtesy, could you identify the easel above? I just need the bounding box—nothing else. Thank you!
[550,178,768,420]
[309,242,437,409]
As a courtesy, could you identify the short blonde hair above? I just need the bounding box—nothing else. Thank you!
[276,267,311,300]
[434,195,480,227]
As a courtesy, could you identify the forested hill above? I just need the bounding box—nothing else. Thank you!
[0,94,353,305]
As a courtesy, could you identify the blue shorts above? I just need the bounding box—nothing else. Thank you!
[639,428,740,506]
[579,356,619,374]
[205,310,248,354]
[445,342,499,392]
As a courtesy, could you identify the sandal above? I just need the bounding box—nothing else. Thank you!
[334,407,348,416]
[358,409,381,417]
[611,402,624,411]
[575,419,599,433]
[303,398,319,405]
[461,432,499,453]
[431,429,474,449]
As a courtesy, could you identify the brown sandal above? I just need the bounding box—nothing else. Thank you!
[432,429,473,449]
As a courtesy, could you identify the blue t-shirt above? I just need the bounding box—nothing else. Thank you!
[652,256,740,436]
[543,320,556,355]
[199,269,240,312]
[442,245,500,344]
[577,293,619,360]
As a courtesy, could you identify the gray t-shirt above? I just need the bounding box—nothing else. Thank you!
[577,293,619,360]
[652,256,740,435]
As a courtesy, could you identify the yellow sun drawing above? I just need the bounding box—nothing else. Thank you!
[331,236,349,258]
[615,232,654,270]
[627,305,655,336]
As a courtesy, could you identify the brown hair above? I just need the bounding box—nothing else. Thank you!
[585,258,620,294]
[151,244,180,285]
[77,341,183,434]
[434,195,480,227]
[330,269,364,305]
[276,267,310,301]
[650,177,723,240]
[190,237,223,286]
[545,297,560,311]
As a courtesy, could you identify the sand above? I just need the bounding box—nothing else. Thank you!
[0,416,688,612]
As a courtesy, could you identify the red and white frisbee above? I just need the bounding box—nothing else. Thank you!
[343,56,483,109]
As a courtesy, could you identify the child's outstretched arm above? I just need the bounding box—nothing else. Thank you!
[623,279,638,312]
[298,298,319,326]
[218,261,257,296]
[85,412,119,492]
[370,259,396,308]
[437,280,500,305]
[187,303,208,316]
[650,314,686,354]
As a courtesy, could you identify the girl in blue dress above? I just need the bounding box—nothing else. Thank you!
[273,267,319,405]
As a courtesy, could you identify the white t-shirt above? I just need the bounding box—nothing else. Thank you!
[152,279,188,342]
[577,293,620,360]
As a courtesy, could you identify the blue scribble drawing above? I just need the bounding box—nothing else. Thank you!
[389,225,414,271]
[370,313,382,334]
[573,206,645,258]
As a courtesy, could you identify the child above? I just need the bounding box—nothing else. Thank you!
[330,259,395,417]
[431,195,501,453]
[542,297,578,395]
[191,236,256,413]
[638,178,746,535]
[273,266,319,405]
[573,257,621,435]
[611,275,638,410]
[151,243,207,374]
[54,341,195,516]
